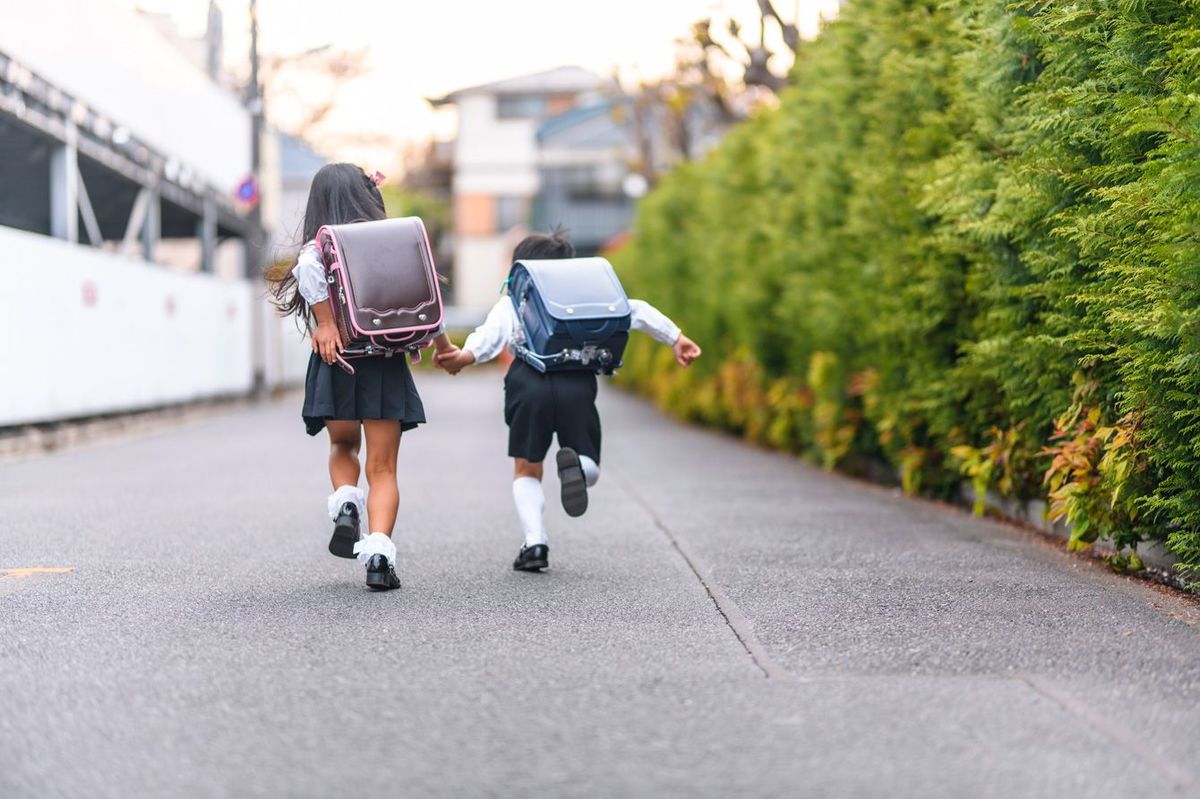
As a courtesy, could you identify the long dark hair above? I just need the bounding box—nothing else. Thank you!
[267,162,387,327]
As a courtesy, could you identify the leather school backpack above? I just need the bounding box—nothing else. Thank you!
[508,257,631,374]
[315,217,444,375]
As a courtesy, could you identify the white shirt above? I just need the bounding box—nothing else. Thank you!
[463,296,681,364]
[291,242,329,305]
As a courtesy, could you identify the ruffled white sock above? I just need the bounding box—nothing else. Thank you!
[512,477,547,547]
[353,532,396,566]
[579,455,600,487]
[327,485,365,521]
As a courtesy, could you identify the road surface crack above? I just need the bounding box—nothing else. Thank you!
[618,478,790,680]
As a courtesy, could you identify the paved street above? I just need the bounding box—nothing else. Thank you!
[2,370,1199,798]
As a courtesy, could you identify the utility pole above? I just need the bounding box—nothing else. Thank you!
[246,0,265,277]
[247,0,267,398]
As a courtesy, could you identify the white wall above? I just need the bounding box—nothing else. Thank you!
[0,227,254,426]
[452,95,539,195]
[456,233,525,313]
[261,306,313,392]
[0,0,251,190]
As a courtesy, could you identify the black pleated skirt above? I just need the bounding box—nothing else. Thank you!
[302,352,426,436]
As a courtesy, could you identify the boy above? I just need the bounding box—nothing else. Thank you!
[435,231,701,571]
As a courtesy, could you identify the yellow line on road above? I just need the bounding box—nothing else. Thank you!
[0,567,75,578]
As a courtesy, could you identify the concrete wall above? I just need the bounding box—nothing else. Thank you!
[0,226,255,425]
[261,303,313,393]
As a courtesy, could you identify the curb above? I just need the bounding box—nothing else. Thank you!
[960,484,1181,579]
[0,393,275,462]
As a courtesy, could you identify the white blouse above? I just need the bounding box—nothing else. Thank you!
[463,296,682,364]
[291,242,329,305]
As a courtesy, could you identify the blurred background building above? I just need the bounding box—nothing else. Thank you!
[0,0,320,426]
[1,0,809,426]
[430,63,733,311]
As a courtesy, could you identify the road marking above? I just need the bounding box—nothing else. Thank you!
[0,567,75,578]
[618,479,791,681]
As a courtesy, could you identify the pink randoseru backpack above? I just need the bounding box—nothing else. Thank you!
[315,217,445,375]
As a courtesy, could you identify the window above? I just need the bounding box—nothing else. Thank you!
[496,196,527,231]
[496,94,546,119]
[549,165,623,202]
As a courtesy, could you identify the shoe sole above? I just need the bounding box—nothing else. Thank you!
[328,516,359,559]
[556,448,588,518]
[365,572,401,591]
[513,560,549,572]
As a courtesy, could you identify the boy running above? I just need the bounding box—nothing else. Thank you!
[435,232,701,571]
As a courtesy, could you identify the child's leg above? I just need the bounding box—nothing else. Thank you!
[553,376,602,515]
[512,458,547,547]
[352,419,403,584]
[325,420,362,489]
[362,419,402,536]
[325,420,365,534]
[579,455,600,487]
[324,421,365,559]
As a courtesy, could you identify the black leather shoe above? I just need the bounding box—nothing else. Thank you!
[556,448,588,518]
[513,544,549,572]
[329,502,360,559]
[365,554,401,591]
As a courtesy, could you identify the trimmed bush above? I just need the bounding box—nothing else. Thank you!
[614,0,1200,581]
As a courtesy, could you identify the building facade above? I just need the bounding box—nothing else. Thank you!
[0,0,312,424]
[431,67,641,312]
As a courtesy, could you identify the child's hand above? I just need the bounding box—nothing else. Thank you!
[435,348,476,375]
[672,334,702,367]
[312,322,342,365]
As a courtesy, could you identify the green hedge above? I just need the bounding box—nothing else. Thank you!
[614,0,1200,580]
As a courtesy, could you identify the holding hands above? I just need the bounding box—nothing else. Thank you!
[435,346,476,376]
[434,337,698,373]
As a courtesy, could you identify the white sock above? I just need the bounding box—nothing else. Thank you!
[353,532,396,566]
[512,476,547,547]
[327,485,365,521]
[579,455,600,487]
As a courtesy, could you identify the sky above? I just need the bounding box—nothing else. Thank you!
[129,0,842,168]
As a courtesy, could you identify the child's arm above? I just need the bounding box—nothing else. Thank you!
[311,299,343,365]
[290,243,344,365]
[435,298,513,375]
[432,331,455,354]
[628,299,701,367]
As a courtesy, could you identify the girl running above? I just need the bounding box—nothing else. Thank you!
[268,163,454,591]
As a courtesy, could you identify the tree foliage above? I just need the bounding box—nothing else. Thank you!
[614,0,1200,581]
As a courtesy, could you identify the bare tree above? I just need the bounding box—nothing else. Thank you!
[258,46,369,137]
[622,2,807,182]
[692,0,807,94]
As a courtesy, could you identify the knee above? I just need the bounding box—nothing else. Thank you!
[514,459,544,481]
[364,454,397,483]
[330,434,361,456]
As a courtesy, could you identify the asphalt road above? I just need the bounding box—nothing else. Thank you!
[2,370,1198,798]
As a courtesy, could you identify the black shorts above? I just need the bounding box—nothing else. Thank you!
[504,358,601,464]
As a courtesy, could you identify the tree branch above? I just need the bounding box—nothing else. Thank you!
[756,0,801,53]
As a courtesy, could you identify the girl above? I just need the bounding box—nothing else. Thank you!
[269,162,454,591]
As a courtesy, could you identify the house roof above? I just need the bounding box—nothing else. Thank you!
[428,66,607,106]
[536,100,615,140]
[278,132,328,181]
